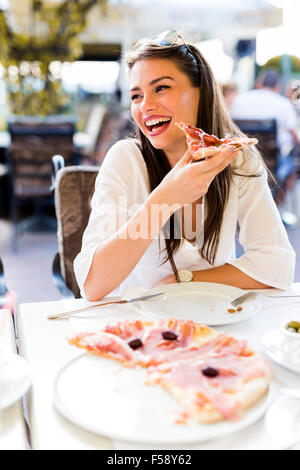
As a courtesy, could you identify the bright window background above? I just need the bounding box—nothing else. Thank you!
[50,61,120,94]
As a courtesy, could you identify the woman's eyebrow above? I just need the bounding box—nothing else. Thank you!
[130,76,174,92]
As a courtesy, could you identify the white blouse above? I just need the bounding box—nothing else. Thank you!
[74,139,295,297]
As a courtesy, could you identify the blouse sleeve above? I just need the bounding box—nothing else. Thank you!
[228,149,295,290]
[73,139,149,297]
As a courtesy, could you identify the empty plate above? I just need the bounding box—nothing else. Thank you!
[137,283,261,326]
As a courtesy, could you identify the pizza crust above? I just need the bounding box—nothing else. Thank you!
[155,375,269,424]
[192,140,258,160]
[188,323,219,345]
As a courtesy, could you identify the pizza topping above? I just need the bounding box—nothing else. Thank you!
[189,333,248,358]
[162,331,178,341]
[201,366,219,378]
[140,319,198,355]
[155,359,243,420]
[175,121,258,160]
[68,318,270,423]
[104,319,145,340]
[128,338,143,350]
[69,332,135,362]
[175,411,189,425]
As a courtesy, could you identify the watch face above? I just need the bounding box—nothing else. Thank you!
[178,269,193,282]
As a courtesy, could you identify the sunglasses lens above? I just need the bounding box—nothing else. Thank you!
[155,29,178,46]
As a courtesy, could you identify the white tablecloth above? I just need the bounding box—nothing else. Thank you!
[16,286,300,450]
[0,309,28,450]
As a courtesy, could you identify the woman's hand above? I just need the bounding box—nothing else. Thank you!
[156,147,241,208]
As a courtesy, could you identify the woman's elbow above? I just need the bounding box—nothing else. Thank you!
[83,278,112,302]
[86,291,102,302]
[84,284,102,302]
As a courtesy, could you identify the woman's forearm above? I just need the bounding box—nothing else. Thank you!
[192,264,270,289]
[158,264,270,289]
[84,188,177,301]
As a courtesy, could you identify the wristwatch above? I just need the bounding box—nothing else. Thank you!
[178,269,194,282]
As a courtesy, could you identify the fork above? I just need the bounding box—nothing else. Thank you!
[230,292,259,306]
[231,291,300,307]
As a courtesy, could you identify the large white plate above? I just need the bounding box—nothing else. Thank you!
[137,283,261,326]
[265,395,300,449]
[261,327,300,374]
[54,353,272,446]
[0,351,31,409]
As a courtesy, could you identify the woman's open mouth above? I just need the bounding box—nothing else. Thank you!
[145,116,172,136]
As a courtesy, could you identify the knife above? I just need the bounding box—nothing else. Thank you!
[47,292,164,320]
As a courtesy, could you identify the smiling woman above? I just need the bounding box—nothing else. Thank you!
[129,62,200,166]
[73,31,295,302]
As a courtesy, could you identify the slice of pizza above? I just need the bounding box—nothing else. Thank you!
[68,318,271,423]
[147,349,271,423]
[175,121,258,160]
[68,319,219,367]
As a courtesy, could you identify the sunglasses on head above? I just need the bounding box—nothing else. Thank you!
[154,29,184,46]
[153,29,195,57]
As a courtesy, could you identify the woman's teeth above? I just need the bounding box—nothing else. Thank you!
[145,117,171,127]
[145,118,172,134]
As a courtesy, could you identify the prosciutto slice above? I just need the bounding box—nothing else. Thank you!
[68,318,271,421]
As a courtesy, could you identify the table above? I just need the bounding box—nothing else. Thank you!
[16,287,300,450]
[0,309,28,450]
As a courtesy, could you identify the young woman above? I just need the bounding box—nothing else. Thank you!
[74,31,295,301]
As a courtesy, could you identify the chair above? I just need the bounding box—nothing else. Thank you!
[7,116,79,249]
[233,118,279,178]
[52,164,99,298]
[234,118,298,225]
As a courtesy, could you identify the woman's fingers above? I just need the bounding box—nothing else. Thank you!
[192,147,241,174]
[213,147,241,173]
[177,145,241,171]
[175,149,194,167]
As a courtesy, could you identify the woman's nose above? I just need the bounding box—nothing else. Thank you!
[140,93,157,113]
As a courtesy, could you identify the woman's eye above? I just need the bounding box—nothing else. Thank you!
[130,85,169,102]
[155,85,169,93]
[131,94,142,102]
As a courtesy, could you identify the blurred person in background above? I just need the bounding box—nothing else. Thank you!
[285,80,300,181]
[221,82,239,112]
[231,70,299,210]
[285,80,300,110]
[231,70,299,159]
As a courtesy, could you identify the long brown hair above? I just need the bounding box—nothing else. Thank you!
[125,38,262,277]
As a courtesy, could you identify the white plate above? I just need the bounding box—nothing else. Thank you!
[0,352,31,410]
[0,349,12,369]
[265,395,300,449]
[137,283,261,326]
[54,353,272,446]
[261,327,300,374]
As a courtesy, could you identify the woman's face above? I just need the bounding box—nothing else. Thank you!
[129,58,200,160]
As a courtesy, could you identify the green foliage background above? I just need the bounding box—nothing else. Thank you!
[262,55,300,74]
[0,0,106,115]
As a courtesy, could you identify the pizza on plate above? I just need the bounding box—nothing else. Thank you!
[68,318,271,424]
[175,121,258,160]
